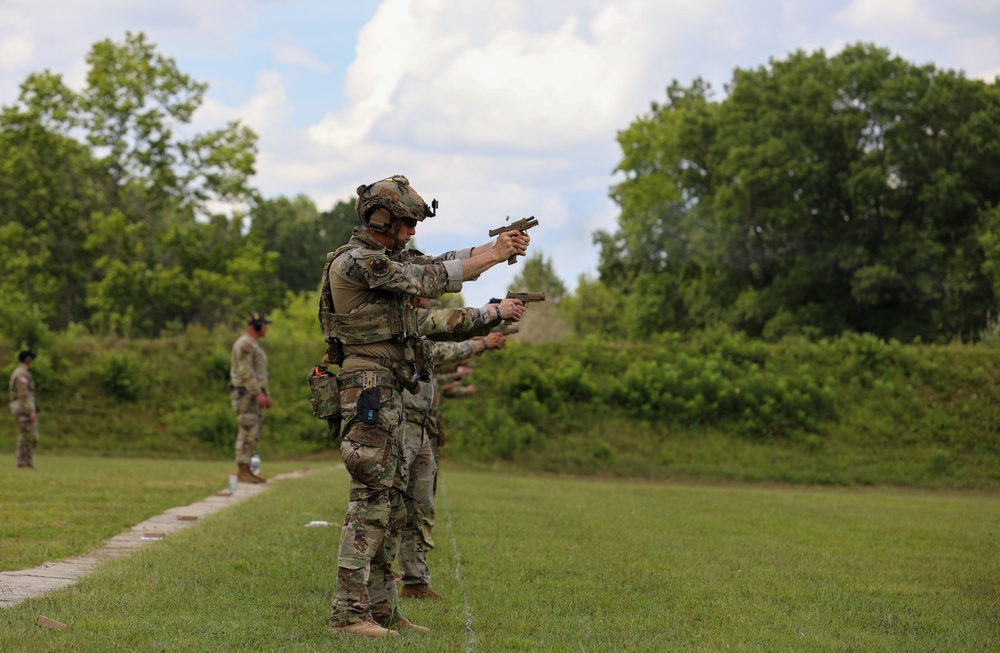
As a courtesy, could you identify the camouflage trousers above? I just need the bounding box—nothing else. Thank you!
[330,382,410,627]
[14,414,37,468]
[398,416,437,587]
[230,390,264,465]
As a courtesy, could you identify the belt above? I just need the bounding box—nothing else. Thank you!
[338,371,401,391]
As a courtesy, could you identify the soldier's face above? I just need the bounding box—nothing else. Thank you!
[392,217,416,246]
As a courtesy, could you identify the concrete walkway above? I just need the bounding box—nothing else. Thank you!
[0,470,310,608]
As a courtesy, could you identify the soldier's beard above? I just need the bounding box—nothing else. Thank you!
[387,235,405,253]
[387,223,408,253]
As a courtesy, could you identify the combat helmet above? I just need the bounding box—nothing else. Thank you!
[355,175,438,232]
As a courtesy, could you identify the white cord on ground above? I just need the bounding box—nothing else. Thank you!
[440,477,476,652]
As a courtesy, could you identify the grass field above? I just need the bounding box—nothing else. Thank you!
[0,456,317,571]
[1,458,998,651]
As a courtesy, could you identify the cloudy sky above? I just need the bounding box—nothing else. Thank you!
[1,0,998,305]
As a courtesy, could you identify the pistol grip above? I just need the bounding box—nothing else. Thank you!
[507,254,517,265]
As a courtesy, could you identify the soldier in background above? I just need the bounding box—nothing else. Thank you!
[320,174,529,638]
[230,312,272,483]
[438,363,479,398]
[8,350,38,469]
[397,330,507,600]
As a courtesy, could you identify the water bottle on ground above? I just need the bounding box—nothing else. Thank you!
[229,472,238,494]
[250,454,261,476]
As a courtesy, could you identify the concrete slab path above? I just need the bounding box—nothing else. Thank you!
[0,470,311,608]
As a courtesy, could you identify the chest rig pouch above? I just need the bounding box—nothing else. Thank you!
[318,246,432,392]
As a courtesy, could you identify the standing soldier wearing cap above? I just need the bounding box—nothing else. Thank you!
[230,312,272,483]
[8,350,38,469]
[319,174,530,639]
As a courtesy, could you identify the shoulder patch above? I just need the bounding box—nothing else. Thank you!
[367,255,391,278]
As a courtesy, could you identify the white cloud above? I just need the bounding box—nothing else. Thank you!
[0,32,34,71]
[271,28,331,73]
[838,0,957,40]
[977,67,1000,83]
[241,70,293,135]
[954,37,1000,81]
[0,0,260,107]
[310,0,740,155]
[190,69,291,141]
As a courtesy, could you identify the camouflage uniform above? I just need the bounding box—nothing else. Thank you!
[442,383,478,398]
[324,227,484,629]
[8,364,37,468]
[230,333,269,466]
[398,339,477,589]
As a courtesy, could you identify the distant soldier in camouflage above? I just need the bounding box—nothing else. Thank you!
[438,363,479,398]
[397,329,509,600]
[230,312,272,483]
[8,350,38,469]
[321,174,531,639]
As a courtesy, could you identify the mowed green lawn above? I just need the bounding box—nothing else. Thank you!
[1,459,997,652]
[0,456,313,571]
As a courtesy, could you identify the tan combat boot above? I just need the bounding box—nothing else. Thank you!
[328,619,399,638]
[391,617,430,633]
[400,584,445,600]
[237,463,264,483]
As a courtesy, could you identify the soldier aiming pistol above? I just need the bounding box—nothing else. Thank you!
[488,217,538,265]
[488,291,545,325]
[492,323,519,336]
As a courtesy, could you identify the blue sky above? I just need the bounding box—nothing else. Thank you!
[2,0,998,306]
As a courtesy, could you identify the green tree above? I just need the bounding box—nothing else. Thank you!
[249,197,356,293]
[508,252,567,302]
[0,32,269,336]
[80,32,256,217]
[0,85,109,328]
[319,199,359,252]
[559,275,628,339]
[602,44,1000,342]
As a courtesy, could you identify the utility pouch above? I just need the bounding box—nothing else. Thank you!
[308,365,341,420]
[392,362,421,394]
[356,387,381,426]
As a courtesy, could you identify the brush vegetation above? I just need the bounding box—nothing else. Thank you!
[2,327,1000,489]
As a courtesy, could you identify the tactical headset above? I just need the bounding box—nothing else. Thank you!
[248,312,270,331]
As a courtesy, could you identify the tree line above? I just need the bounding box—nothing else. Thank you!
[2,36,997,348]
[0,32,355,345]
[588,43,1000,343]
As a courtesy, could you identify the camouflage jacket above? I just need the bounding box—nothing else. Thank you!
[8,365,36,416]
[418,306,497,341]
[325,228,471,373]
[443,384,477,398]
[230,334,269,395]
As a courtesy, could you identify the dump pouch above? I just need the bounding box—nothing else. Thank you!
[308,365,341,420]
[356,387,381,425]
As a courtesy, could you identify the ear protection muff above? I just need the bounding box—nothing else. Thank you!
[249,311,265,331]
[368,208,392,232]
